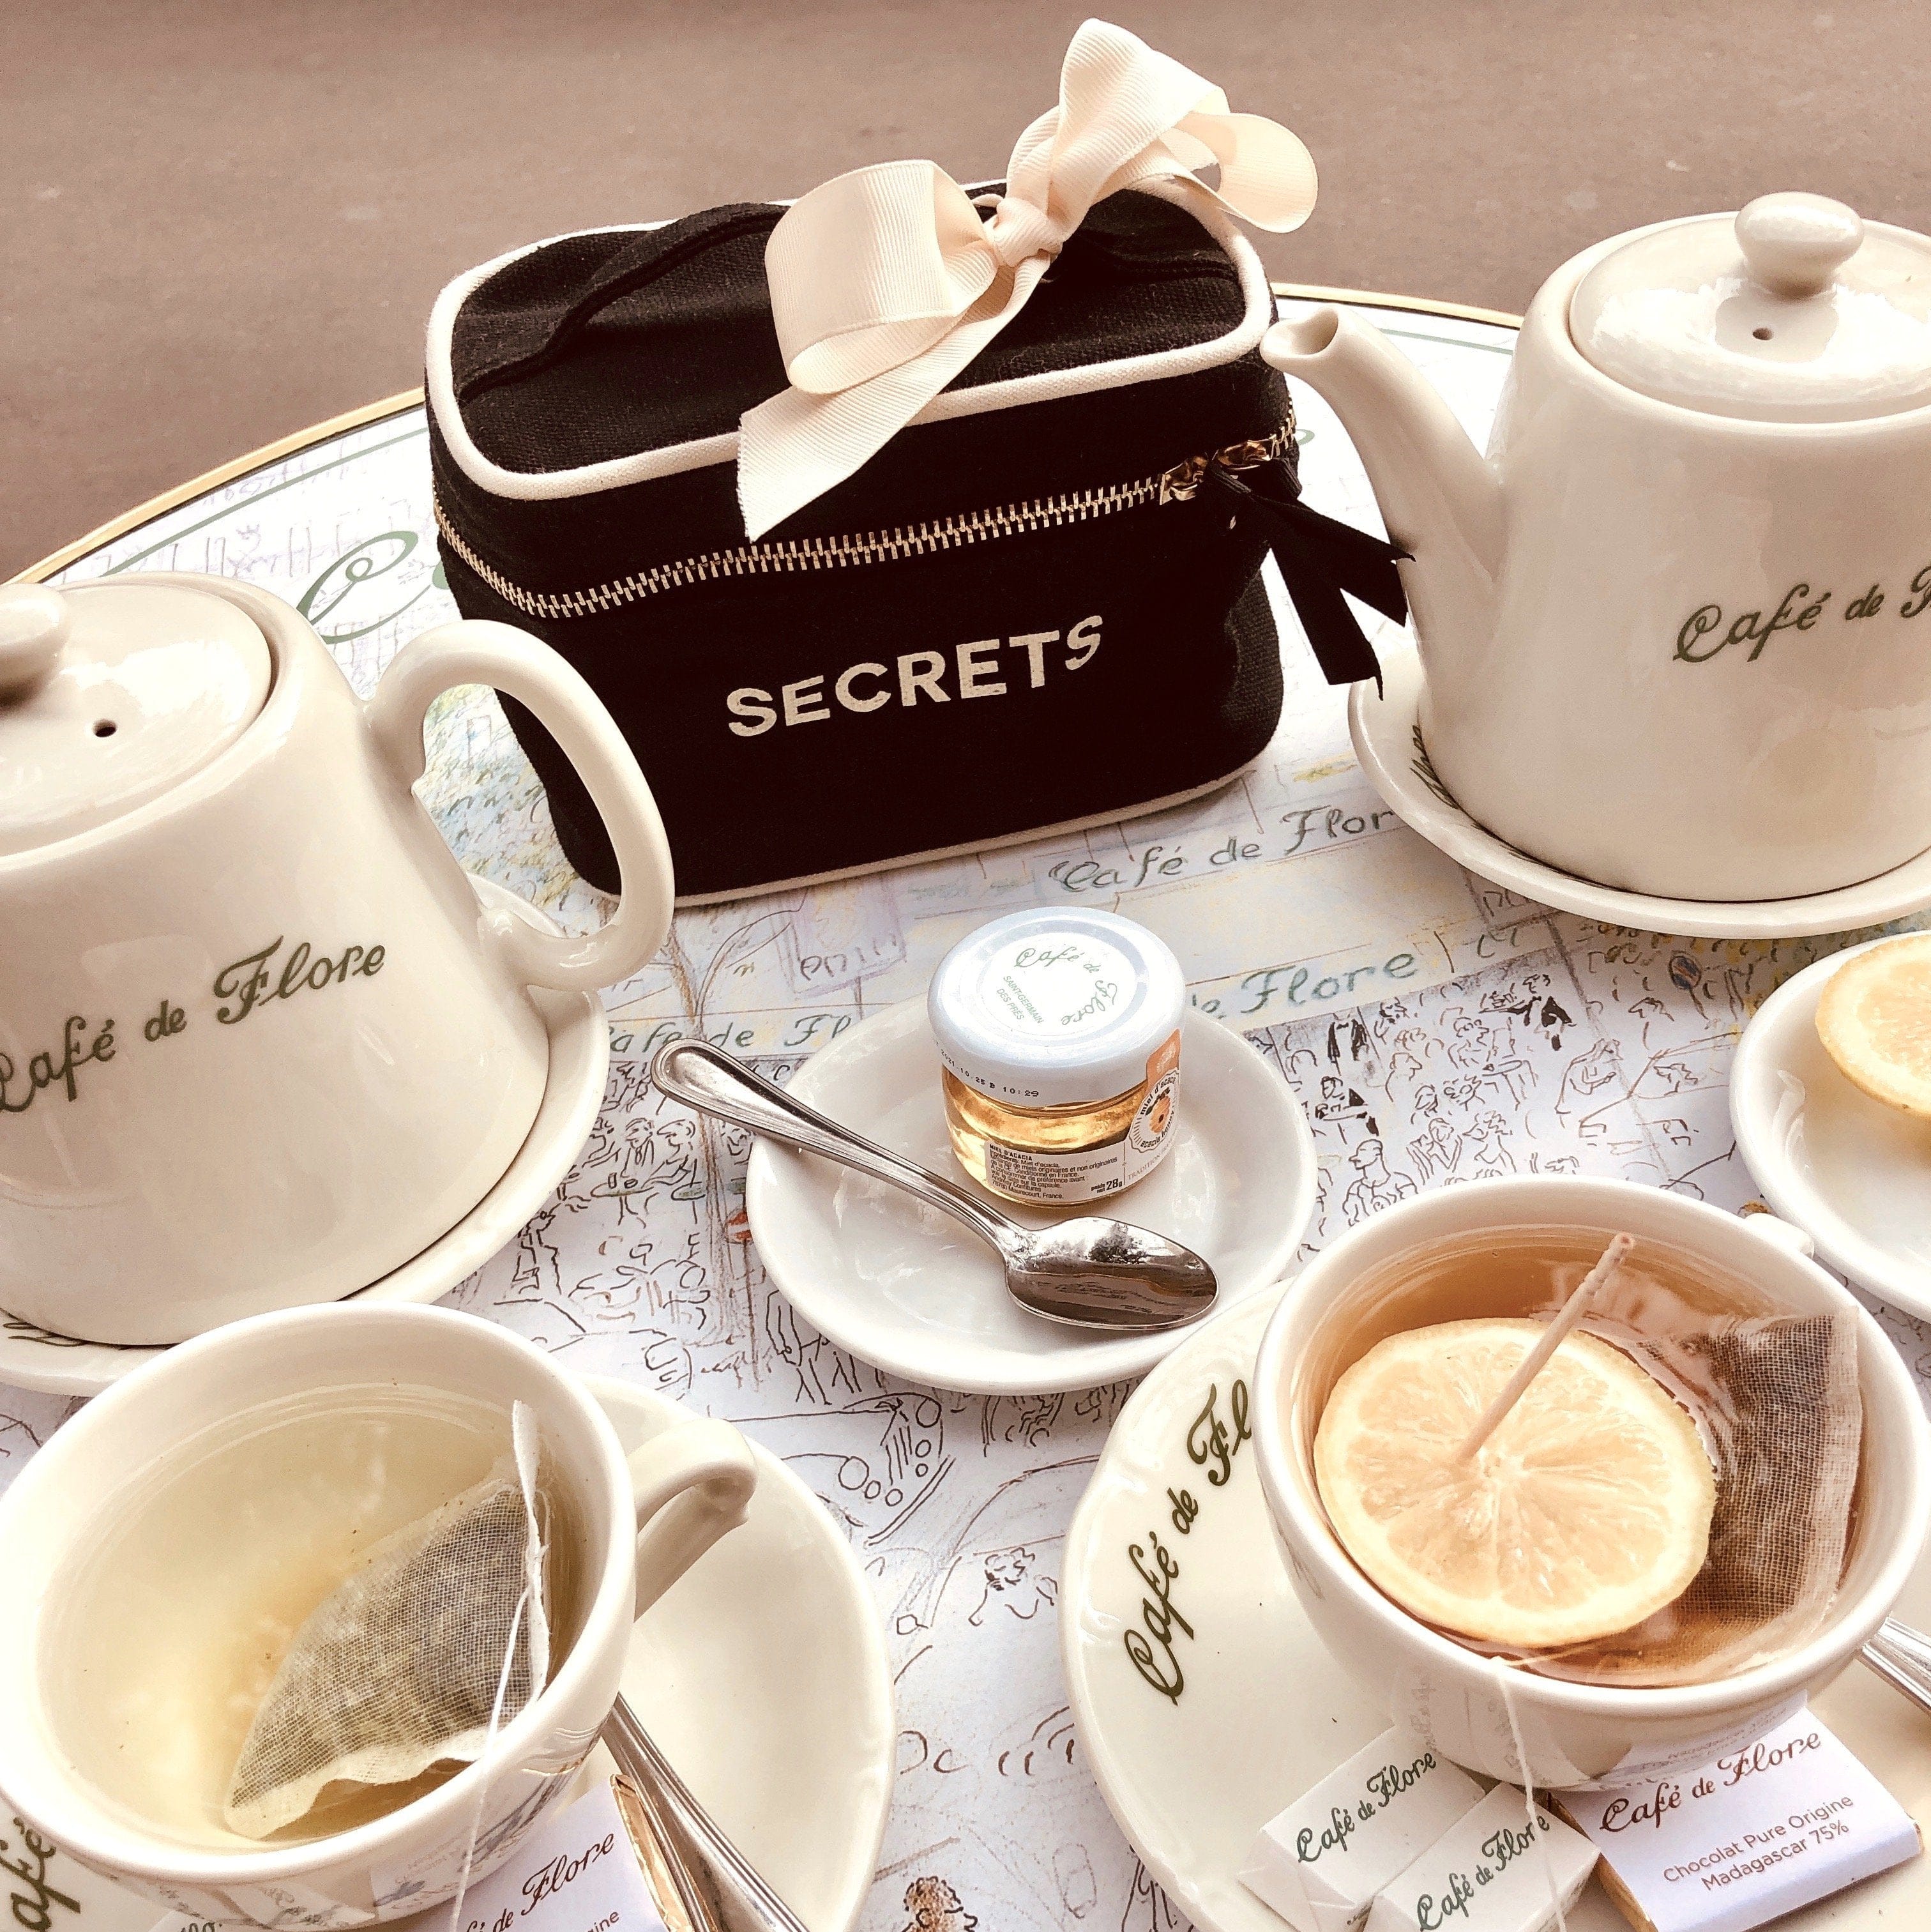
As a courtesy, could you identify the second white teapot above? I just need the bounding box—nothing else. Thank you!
[1266,193,1931,902]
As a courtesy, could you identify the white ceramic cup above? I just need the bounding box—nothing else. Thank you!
[1253,1175,1931,1789]
[0,1304,757,1927]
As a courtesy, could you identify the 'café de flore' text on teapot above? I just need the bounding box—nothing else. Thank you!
[1264,193,1931,902]
[0,575,674,1344]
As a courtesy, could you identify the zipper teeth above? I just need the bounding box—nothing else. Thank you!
[434,422,1292,623]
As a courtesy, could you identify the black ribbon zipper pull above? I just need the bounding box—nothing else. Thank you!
[1204,460,1409,694]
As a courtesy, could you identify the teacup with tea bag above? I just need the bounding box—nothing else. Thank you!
[1253,1177,1930,1790]
[0,1304,757,1926]
[40,1381,576,1852]
[1310,1228,1864,1690]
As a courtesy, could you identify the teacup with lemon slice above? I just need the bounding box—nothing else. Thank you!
[1254,1176,1931,1789]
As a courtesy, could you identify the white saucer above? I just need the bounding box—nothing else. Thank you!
[0,878,609,1398]
[1732,936,1931,1320]
[584,1376,895,1932]
[1060,1278,1931,1932]
[1351,645,1931,939]
[744,1001,1315,1395]
[57,1376,896,1932]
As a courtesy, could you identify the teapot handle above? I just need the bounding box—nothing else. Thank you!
[367,619,674,993]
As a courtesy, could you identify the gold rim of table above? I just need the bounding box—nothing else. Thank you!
[12,285,1521,584]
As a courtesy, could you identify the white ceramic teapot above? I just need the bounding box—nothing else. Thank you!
[1264,193,1931,902]
[0,574,674,1344]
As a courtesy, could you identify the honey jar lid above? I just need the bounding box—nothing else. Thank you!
[927,908,1186,1109]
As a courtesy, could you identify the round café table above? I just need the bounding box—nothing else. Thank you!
[10,289,1930,1932]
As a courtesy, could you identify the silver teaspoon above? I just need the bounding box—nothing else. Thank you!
[652,1038,1217,1332]
[603,1694,805,1932]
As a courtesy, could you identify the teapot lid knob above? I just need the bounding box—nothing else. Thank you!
[0,585,70,700]
[1736,192,1865,298]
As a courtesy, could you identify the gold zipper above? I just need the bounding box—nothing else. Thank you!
[432,417,1294,623]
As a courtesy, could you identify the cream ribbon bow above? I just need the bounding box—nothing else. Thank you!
[736,19,1318,538]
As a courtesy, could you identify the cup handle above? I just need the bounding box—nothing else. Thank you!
[1738,1206,1817,1258]
[365,618,676,993]
[625,1418,757,1618]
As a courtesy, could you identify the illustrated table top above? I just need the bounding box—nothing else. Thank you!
[10,290,1931,1932]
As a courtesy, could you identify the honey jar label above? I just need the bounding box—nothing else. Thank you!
[1128,1031,1184,1160]
[985,932,1136,1036]
[979,1031,1182,1205]
[983,1134,1138,1204]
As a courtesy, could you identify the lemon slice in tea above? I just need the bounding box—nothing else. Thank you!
[1314,1319,1715,1648]
[1817,934,1931,1117]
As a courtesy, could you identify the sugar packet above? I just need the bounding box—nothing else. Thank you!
[1365,1784,1596,1932]
[1240,1726,1485,1932]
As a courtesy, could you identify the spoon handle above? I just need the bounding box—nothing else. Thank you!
[1861,1621,1931,1718]
[603,1696,803,1932]
[652,1038,1017,1251]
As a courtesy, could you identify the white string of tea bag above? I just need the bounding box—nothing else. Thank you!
[445,1403,547,1932]
[1495,1661,1569,1932]
[1456,1233,1633,1459]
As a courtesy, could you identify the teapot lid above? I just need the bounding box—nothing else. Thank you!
[0,581,271,858]
[1568,194,1931,421]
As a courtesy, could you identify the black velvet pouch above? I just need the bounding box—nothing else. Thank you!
[428,186,1392,900]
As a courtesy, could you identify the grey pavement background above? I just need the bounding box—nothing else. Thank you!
[4,1,1927,572]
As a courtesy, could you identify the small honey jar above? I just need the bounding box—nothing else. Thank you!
[927,909,1185,1206]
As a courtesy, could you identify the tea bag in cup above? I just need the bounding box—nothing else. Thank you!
[224,1403,550,1839]
[1530,1309,1863,1687]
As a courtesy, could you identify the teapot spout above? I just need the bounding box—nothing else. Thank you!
[1263,307,1502,672]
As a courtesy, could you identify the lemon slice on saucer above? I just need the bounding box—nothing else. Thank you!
[1314,1319,1715,1648]
[1816,934,1931,1117]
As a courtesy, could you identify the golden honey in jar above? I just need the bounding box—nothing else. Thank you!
[927,909,1185,1206]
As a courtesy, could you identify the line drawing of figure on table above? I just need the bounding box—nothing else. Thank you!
[0,1406,66,1493]
[1255,921,1884,1244]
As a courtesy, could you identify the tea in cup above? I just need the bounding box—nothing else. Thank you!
[0,1304,755,1926]
[1253,1177,1930,1788]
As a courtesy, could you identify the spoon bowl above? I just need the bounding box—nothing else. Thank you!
[652,1038,1217,1333]
[1009,1215,1220,1328]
